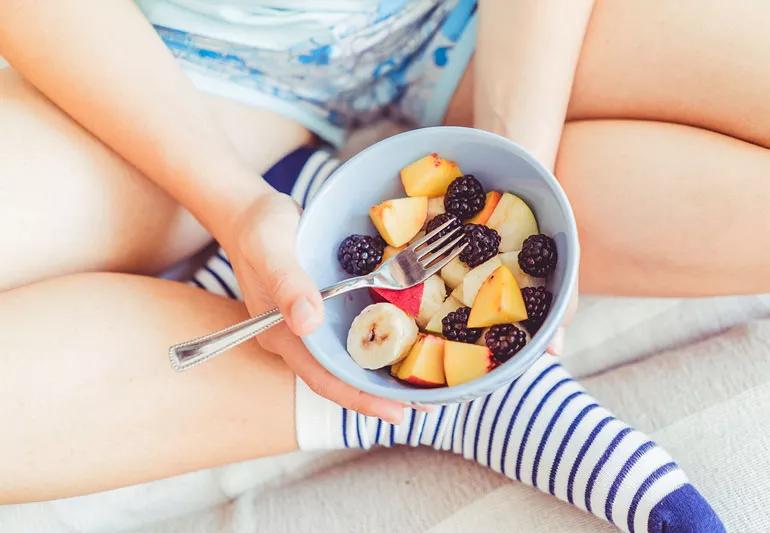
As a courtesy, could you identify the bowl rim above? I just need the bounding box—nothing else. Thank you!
[297,126,579,404]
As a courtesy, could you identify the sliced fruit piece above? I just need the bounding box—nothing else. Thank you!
[467,265,528,328]
[369,196,428,247]
[408,229,426,247]
[390,360,403,377]
[400,153,463,197]
[426,196,446,223]
[498,251,545,288]
[444,340,495,387]
[416,275,447,328]
[467,191,502,225]
[425,295,463,334]
[346,303,419,369]
[440,255,471,290]
[486,192,539,252]
[475,328,491,346]
[371,275,446,328]
[370,284,423,317]
[462,255,502,307]
[450,282,464,304]
[395,334,446,387]
[382,245,404,262]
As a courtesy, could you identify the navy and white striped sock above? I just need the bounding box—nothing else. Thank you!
[295,354,724,533]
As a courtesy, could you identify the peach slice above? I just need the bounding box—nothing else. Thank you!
[444,340,495,386]
[395,334,446,387]
[468,265,528,328]
[400,153,463,197]
[467,191,502,225]
[461,256,502,307]
[486,193,539,252]
[370,196,428,247]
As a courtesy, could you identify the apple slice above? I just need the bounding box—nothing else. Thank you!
[467,191,502,225]
[486,193,539,252]
[426,196,446,223]
[468,265,528,328]
[498,251,545,288]
[400,154,463,197]
[370,196,428,247]
[440,255,471,290]
[416,275,447,328]
[395,334,446,387]
[425,295,463,334]
[450,282,464,304]
[462,256,503,307]
[370,284,423,317]
[371,275,446,327]
[390,360,403,377]
[444,340,495,387]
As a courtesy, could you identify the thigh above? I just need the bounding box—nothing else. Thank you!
[557,119,770,296]
[0,273,295,502]
[0,68,311,291]
[569,0,770,148]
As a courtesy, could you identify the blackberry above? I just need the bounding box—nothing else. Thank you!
[460,224,501,267]
[518,234,557,278]
[425,213,462,243]
[444,175,485,220]
[442,306,483,344]
[521,286,552,334]
[485,324,528,364]
[337,234,385,276]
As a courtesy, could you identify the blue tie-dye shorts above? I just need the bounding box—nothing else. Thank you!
[140,0,477,146]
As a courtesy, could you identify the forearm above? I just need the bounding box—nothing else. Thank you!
[0,1,267,238]
[475,0,595,170]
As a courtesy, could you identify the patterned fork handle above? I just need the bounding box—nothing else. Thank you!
[169,276,370,371]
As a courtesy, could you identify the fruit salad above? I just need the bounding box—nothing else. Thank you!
[337,153,558,388]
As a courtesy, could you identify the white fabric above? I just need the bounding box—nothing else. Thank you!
[2,293,769,532]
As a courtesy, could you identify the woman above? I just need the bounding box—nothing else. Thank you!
[1,0,761,530]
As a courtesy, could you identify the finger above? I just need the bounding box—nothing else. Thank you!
[561,279,579,327]
[240,194,324,336]
[260,325,405,424]
[546,327,565,356]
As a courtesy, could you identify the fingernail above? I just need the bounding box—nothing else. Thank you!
[412,403,436,413]
[290,297,322,335]
[548,328,565,355]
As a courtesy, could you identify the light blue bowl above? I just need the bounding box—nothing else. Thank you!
[297,127,579,404]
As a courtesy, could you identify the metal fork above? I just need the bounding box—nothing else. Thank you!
[169,219,467,372]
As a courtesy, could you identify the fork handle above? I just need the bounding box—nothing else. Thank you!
[169,276,371,371]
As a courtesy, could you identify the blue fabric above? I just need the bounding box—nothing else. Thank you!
[647,484,725,533]
[261,146,316,195]
[146,0,477,144]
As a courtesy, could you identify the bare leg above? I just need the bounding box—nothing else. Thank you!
[0,273,296,503]
[0,69,311,290]
[446,0,770,295]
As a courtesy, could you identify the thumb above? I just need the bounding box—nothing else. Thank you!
[240,193,324,336]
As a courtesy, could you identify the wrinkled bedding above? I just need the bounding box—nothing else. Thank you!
[3,293,769,533]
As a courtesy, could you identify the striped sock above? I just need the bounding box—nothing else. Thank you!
[188,147,339,297]
[295,354,724,533]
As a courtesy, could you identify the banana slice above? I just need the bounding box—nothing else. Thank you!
[347,303,419,369]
